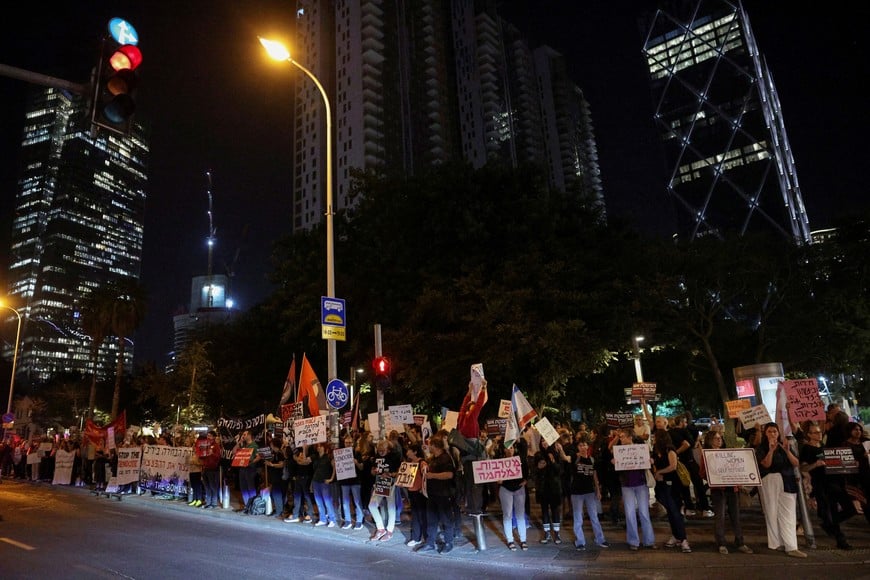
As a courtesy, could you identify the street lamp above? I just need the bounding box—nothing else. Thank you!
[259,36,337,383]
[632,335,644,383]
[0,301,22,417]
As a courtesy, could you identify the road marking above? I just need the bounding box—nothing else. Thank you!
[0,537,36,550]
[103,509,136,518]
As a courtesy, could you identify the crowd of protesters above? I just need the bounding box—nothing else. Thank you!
[2,392,869,558]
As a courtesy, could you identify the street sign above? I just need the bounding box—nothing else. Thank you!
[325,378,349,410]
[2,412,14,428]
[321,297,346,341]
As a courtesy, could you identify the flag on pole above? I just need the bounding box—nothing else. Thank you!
[279,355,297,406]
[350,389,360,432]
[297,353,325,418]
[504,406,520,449]
[512,384,537,430]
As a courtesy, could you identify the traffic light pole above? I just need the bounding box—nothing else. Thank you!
[0,64,87,94]
[374,324,385,440]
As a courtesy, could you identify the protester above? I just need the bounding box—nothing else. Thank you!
[844,422,870,523]
[535,438,564,544]
[756,422,805,558]
[199,430,222,509]
[284,445,315,523]
[187,433,204,507]
[799,421,854,549]
[369,439,401,542]
[417,434,456,554]
[652,430,691,553]
[456,379,488,515]
[569,436,609,551]
[339,433,366,530]
[311,442,338,527]
[671,414,712,517]
[234,430,262,510]
[403,443,428,547]
[700,430,753,554]
[615,428,656,550]
[265,434,287,518]
[496,441,529,551]
[593,424,620,525]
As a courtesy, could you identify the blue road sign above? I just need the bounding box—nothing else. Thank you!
[325,379,349,410]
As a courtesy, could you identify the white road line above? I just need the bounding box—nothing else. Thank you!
[103,509,136,518]
[0,537,36,550]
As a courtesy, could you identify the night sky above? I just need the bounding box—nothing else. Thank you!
[0,1,866,367]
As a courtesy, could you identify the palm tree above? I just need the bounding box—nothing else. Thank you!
[107,279,147,420]
[80,286,115,419]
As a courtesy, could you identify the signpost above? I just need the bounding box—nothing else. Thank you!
[325,378,349,410]
[321,297,346,341]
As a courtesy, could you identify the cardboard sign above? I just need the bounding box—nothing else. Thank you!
[472,456,523,484]
[613,443,651,471]
[738,405,772,429]
[334,446,357,481]
[534,417,559,446]
[823,447,859,475]
[606,412,634,428]
[725,399,751,419]
[782,379,825,423]
[231,447,254,467]
[702,448,761,487]
[395,461,419,488]
[485,418,507,437]
[388,405,414,425]
[442,410,459,433]
[116,446,141,486]
[372,474,394,497]
[631,382,657,398]
[293,415,327,447]
[498,399,512,419]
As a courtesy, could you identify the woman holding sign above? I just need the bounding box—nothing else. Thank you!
[756,422,805,558]
[652,431,692,553]
[615,428,656,551]
[700,430,753,554]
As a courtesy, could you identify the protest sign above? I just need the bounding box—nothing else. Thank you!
[470,363,485,401]
[782,379,825,423]
[217,414,266,460]
[606,412,634,428]
[231,448,253,467]
[823,447,859,475]
[442,410,459,432]
[372,474,394,497]
[498,399,512,419]
[485,418,507,437]
[413,414,427,426]
[737,405,772,429]
[395,462,419,488]
[725,399,751,419]
[116,447,141,485]
[140,444,192,496]
[472,456,523,484]
[534,417,559,445]
[631,382,657,398]
[294,415,327,447]
[388,404,414,425]
[51,448,76,485]
[334,446,357,481]
[613,444,651,471]
[702,448,761,487]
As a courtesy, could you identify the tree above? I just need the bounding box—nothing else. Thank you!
[175,340,214,424]
[80,285,116,419]
[106,279,147,420]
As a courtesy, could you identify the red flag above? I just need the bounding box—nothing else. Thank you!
[350,389,360,432]
[296,354,324,418]
[279,356,297,405]
[83,410,127,446]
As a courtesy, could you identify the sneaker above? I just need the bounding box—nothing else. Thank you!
[540,533,550,544]
[372,529,387,541]
[327,521,337,528]
[353,523,364,531]
[629,545,639,551]
[379,531,393,542]
[681,539,692,553]
[643,544,658,550]
[407,539,422,547]
[575,544,586,551]
[665,536,678,548]
[341,522,353,530]
[684,509,697,516]
[508,542,517,551]
[597,541,610,549]
[702,510,715,518]
[786,549,807,558]
[553,533,563,545]
[440,543,453,554]
[416,543,436,553]
[188,499,197,506]
[520,542,528,551]
[737,544,753,554]
[303,515,312,522]
[314,520,327,527]
[283,517,300,523]
[718,545,729,555]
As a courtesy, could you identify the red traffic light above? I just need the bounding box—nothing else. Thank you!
[373,356,390,375]
[109,44,142,71]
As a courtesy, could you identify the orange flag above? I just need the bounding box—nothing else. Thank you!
[296,354,324,418]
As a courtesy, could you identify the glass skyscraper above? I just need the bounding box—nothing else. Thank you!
[5,87,148,382]
[642,0,811,243]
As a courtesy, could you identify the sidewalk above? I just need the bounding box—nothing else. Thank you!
[98,485,870,577]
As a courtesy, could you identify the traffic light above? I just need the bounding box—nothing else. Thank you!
[372,356,392,390]
[91,17,141,135]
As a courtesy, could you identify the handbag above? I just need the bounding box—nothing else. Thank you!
[645,469,656,488]
[676,461,691,487]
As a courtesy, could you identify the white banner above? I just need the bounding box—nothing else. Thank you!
[51,448,76,485]
[702,448,761,487]
[472,456,523,484]
[116,446,142,486]
[293,415,328,447]
[140,444,192,496]
[613,444,651,471]
[334,446,356,481]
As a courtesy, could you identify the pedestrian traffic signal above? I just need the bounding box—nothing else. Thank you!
[372,356,391,390]
[91,18,141,135]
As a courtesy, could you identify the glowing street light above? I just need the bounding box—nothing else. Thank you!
[259,36,337,382]
[632,335,645,383]
[0,300,22,417]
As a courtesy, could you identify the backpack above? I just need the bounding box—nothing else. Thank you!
[244,494,268,515]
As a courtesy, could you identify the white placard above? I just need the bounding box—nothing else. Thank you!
[533,417,559,446]
[738,405,772,429]
[613,443,652,471]
[498,399,512,419]
[388,404,414,425]
[472,456,523,484]
[334,446,356,481]
[702,448,762,487]
[442,410,459,432]
[293,415,328,447]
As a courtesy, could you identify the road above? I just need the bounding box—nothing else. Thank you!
[1,479,869,579]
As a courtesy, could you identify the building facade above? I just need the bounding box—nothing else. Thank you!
[5,87,148,382]
[291,0,604,233]
[642,0,811,243]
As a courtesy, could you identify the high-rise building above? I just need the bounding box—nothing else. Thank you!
[291,0,604,233]
[642,0,811,243]
[169,274,237,372]
[4,87,148,382]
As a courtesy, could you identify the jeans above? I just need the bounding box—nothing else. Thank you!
[424,494,455,547]
[203,468,220,507]
[499,485,527,543]
[292,475,314,519]
[313,480,337,523]
[621,484,655,547]
[408,489,428,542]
[655,480,687,541]
[369,485,397,532]
[239,466,258,506]
[710,488,743,546]
[572,492,605,546]
[341,483,365,524]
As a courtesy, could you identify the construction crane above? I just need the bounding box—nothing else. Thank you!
[205,170,217,307]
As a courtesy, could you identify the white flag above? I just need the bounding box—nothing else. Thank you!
[512,384,537,430]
